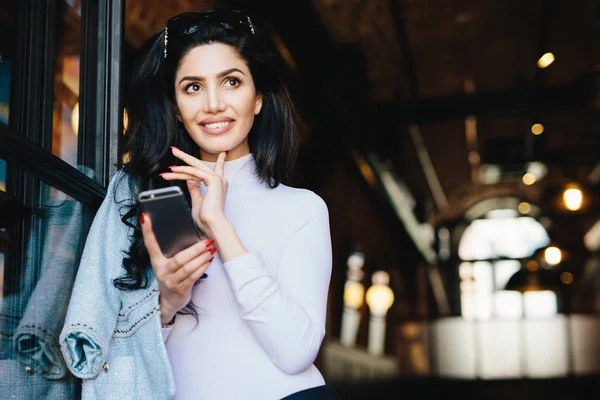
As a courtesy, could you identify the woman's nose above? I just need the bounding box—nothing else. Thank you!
[203,86,225,113]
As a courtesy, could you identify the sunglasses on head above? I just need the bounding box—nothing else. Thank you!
[164,10,256,59]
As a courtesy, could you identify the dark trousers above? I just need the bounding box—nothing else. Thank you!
[281,385,340,400]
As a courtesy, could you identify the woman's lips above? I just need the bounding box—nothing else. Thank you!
[200,120,235,135]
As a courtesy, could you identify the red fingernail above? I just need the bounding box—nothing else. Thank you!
[209,256,214,262]
[225,151,229,155]
[209,247,217,255]
[140,213,145,224]
[204,239,215,248]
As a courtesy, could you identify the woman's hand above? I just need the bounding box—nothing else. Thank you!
[161,147,228,238]
[161,146,249,263]
[141,213,216,323]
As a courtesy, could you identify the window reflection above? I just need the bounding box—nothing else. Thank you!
[0,59,9,126]
[459,212,553,321]
[0,159,5,193]
[52,1,82,167]
[459,214,550,260]
[0,2,13,187]
[0,158,5,302]
[0,173,94,399]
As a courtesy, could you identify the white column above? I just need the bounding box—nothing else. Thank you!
[367,314,386,357]
[340,307,361,347]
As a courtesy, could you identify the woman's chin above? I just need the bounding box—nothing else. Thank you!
[198,147,229,160]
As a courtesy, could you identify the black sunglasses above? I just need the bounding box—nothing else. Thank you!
[164,10,256,59]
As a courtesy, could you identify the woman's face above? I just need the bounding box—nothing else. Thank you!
[174,43,263,161]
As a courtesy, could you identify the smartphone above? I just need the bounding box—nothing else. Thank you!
[138,186,202,258]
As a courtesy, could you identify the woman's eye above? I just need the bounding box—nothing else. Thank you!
[185,83,201,93]
[225,78,240,87]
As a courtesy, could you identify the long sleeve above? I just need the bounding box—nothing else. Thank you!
[59,172,132,379]
[14,200,85,379]
[223,193,332,375]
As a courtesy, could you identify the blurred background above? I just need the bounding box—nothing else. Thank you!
[1,0,599,399]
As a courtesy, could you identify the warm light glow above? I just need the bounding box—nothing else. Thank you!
[522,173,536,185]
[537,52,555,69]
[518,202,531,214]
[563,187,583,211]
[526,162,548,181]
[123,109,129,133]
[560,272,574,285]
[344,281,365,309]
[531,123,544,135]
[353,150,377,188]
[366,284,394,317]
[71,102,79,135]
[544,246,562,266]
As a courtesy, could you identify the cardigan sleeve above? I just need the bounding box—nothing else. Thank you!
[59,171,133,379]
[223,192,332,375]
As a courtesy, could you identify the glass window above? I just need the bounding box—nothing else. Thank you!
[0,158,6,300]
[0,59,9,127]
[458,211,554,321]
[460,260,525,320]
[458,213,550,260]
[0,1,16,186]
[0,171,95,399]
[51,0,82,166]
[0,158,5,193]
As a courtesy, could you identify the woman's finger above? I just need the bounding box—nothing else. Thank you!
[168,238,214,272]
[186,179,203,205]
[161,171,215,185]
[140,213,166,264]
[168,166,216,181]
[171,146,212,172]
[181,258,213,288]
[214,151,227,177]
[173,249,215,284]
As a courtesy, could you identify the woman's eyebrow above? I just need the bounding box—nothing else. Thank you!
[178,68,246,85]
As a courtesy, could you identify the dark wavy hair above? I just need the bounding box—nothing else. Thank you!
[113,10,299,319]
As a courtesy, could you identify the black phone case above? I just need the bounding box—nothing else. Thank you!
[139,186,202,258]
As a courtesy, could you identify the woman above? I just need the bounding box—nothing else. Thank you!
[60,9,337,400]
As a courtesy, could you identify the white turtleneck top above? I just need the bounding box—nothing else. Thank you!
[162,153,332,400]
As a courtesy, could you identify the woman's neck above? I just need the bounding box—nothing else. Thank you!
[201,153,256,183]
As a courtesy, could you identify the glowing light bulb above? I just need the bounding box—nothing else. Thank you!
[563,187,583,211]
[531,123,544,135]
[544,246,562,266]
[365,271,395,356]
[518,202,531,214]
[522,173,536,185]
[344,281,365,309]
[537,52,555,68]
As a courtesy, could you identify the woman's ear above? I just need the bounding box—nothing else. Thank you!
[254,93,263,115]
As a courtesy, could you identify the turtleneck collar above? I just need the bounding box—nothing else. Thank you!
[201,153,258,184]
